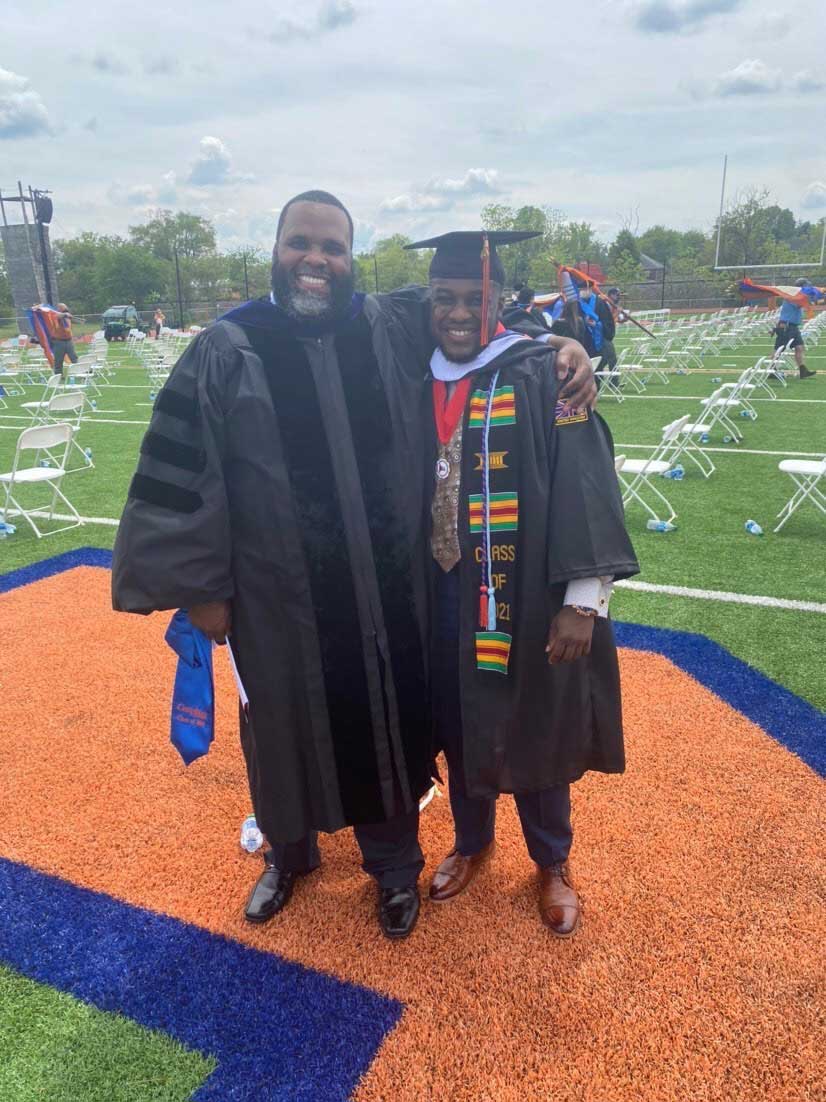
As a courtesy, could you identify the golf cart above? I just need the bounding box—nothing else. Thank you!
[103,305,142,341]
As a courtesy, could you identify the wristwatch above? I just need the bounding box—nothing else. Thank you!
[570,605,598,618]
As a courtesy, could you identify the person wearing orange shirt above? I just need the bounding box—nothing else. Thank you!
[52,303,79,376]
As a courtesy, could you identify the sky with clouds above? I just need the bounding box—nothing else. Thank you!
[1,0,824,253]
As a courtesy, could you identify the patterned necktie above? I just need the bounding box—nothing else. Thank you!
[431,418,463,572]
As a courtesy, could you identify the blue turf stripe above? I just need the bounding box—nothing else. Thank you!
[0,858,402,1102]
[614,621,825,777]
[0,547,112,593]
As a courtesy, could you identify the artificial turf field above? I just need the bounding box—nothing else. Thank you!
[0,329,824,1101]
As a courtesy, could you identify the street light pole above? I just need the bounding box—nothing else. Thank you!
[174,246,184,328]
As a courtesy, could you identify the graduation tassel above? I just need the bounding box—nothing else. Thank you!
[479,585,488,629]
[479,233,491,349]
[487,586,497,631]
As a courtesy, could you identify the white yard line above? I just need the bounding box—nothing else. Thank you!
[616,579,826,615]
[3,509,120,527]
[615,443,824,458]
[0,416,149,428]
[610,394,826,404]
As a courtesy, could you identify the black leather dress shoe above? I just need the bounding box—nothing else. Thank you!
[244,866,302,924]
[378,885,420,940]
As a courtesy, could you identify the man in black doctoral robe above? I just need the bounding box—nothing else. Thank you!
[406,230,639,936]
[112,193,597,940]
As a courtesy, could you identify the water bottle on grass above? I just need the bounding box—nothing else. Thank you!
[646,519,677,532]
[745,519,763,537]
[240,814,264,853]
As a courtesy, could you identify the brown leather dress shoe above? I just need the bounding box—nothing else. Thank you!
[538,862,581,938]
[429,842,495,902]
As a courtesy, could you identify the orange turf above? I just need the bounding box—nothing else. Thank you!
[0,567,823,1102]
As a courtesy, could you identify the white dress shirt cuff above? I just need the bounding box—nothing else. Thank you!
[563,576,614,618]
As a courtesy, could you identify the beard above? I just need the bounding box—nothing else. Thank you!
[271,260,355,324]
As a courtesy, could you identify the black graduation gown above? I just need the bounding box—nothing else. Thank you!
[435,337,640,797]
[112,294,435,844]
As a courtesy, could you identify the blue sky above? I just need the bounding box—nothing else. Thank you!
[2,0,824,252]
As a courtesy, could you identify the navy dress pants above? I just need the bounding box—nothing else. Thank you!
[266,808,424,891]
[433,566,572,868]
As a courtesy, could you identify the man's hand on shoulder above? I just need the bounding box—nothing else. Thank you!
[546,336,598,410]
[189,600,231,644]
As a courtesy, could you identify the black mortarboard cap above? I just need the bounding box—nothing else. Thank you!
[405,230,542,285]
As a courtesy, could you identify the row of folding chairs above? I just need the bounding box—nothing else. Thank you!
[615,343,824,531]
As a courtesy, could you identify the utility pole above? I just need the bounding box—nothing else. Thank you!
[373,255,379,293]
[661,260,667,309]
[174,246,184,328]
[243,250,250,300]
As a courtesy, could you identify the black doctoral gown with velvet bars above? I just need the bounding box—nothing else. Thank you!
[112,293,436,844]
[436,336,640,797]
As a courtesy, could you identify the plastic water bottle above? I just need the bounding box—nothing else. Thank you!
[646,519,677,532]
[149,389,156,401]
[0,520,15,539]
[39,459,51,468]
[700,432,710,444]
[90,399,97,411]
[711,376,722,383]
[662,464,684,481]
[745,519,763,537]
[675,368,687,376]
[84,447,93,462]
[240,814,264,853]
[723,435,733,444]
[68,374,75,385]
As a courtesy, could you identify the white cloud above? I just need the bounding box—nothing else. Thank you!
[263,0,359,42]
[633,0,742,34]
[107,182,158,206]
[188,136,232,185]
[424,168,502,196]
[0,67,51,139]
[143,56,179,76]
[802,182,826,210]
[187,136,255,187]
[380,193,453,214]
[713,58,781,97]
[157,171,178,204]
[318,0,358,31]
[791,70,825,94]
[381,168,503,214]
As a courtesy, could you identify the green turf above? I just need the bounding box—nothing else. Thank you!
[0,966,214,1102]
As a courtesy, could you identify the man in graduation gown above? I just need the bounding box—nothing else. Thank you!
[112,192,597,941]
[407,230,639,936]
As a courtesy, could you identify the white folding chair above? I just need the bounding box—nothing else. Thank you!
[774,456,826,533]
[617,415,689,524]
[0,424,83,538]
[42,392,94,472]
[21,374,65,424]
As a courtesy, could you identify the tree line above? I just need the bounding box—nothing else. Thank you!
[0,191,822,320]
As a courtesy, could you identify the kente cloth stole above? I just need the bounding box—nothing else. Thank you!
[466,370,520,675]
